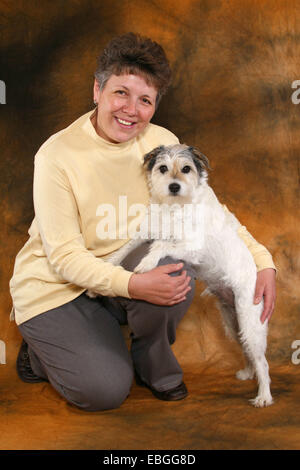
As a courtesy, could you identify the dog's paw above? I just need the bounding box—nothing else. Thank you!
[249,395,274,408]
[107,254,123,266]
[236,368,254,381]
[86,290,98,299]
[134,257,157,273]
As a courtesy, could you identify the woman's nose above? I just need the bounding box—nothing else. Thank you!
[123,98,137,115]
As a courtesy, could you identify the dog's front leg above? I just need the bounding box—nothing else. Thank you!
[134,240,167,273]
[107,238,144,265]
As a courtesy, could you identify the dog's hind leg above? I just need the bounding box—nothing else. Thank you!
[236,303,273,407]
[246,348,272,407]
[236,355,255,381]
[217,301,254,380]
[217,301,239,342]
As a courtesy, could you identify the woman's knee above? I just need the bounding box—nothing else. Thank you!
[159,256,196,282]
[122,257,196,337]
[78,381,132,412]
[53,363,134,412]
[160,256,196,313]
[127,280,195,339]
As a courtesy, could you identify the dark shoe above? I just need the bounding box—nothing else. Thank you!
[16,340,47,383]
[135,372,188,401]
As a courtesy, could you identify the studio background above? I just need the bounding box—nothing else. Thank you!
[0,0,299,450]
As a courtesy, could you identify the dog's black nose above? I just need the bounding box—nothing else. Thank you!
[169,182,181,194]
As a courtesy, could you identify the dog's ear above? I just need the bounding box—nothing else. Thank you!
[187,146,210,174]
[143,145,165,171]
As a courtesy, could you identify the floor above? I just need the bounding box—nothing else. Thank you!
[0,324,299,450]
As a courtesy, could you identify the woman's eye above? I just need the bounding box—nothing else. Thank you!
[142,98,152,105]
[159,165,168,174]
[182,166,191,173]
[116,90,126,96]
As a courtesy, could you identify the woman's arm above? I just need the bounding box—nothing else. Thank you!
[33,153,132,298]
[254,268,276,323]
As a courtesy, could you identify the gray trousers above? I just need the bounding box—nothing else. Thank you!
[18,242,196,411]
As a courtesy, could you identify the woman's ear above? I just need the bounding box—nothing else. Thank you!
[93,79,101,104]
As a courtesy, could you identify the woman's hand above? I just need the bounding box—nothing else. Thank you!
[128,262,192,305]
[254,268,276,323]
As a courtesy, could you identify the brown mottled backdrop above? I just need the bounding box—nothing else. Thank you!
[0,0,299,450]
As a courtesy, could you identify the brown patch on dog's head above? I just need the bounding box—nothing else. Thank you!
[186,146,210,176]
[143,145,166,171]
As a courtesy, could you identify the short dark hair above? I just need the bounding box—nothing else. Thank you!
[95,33,172,106]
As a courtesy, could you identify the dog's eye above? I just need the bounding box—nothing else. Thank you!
[182,166,191,173]
[159,165,168,174]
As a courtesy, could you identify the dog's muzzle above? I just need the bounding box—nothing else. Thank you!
[169,182,181,194]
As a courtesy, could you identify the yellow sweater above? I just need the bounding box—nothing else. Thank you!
[9,110,276,325]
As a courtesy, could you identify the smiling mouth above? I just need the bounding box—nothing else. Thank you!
[116,117,136,128]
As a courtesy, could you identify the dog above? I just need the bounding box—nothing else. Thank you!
[88,144,273,407]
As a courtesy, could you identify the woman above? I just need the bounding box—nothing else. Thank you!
[10,33,276,411]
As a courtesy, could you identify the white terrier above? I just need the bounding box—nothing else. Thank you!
[89,144,273,407]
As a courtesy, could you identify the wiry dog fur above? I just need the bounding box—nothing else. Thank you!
[88,144,273,407]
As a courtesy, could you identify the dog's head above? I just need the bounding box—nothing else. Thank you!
[143,144,210,204]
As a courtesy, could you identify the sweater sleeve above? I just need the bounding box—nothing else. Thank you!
[33,153,133,298]
[222,205,276,272]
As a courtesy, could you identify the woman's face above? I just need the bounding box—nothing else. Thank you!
[93,74,158,143]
